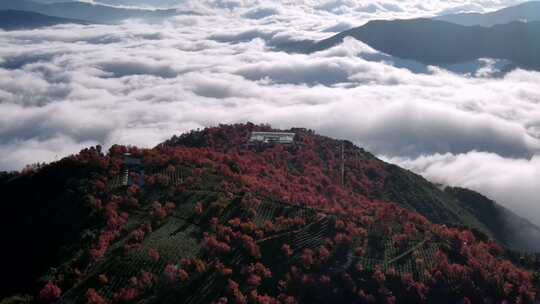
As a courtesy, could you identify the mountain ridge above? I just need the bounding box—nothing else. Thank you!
[0,0,179,23]
[446,187,540,252]
[1,124,539,303]
[307,18,540,70]
[0,9,90,30]
[435,1,540,27]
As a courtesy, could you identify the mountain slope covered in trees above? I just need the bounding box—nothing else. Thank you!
[445,187,540,253]
[0,124,539,303]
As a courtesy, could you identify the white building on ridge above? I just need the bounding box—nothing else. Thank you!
[249,132,295,144]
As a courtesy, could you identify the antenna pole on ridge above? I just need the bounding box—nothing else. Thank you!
[341,141,345,186]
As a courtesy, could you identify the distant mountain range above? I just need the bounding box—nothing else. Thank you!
[290,2,540,73]
[435,1,540,27]
[0,0,179,23]
[307,19,540,70]
[31,0,183,6]
[0,10,89,30]
[94,0,184,7]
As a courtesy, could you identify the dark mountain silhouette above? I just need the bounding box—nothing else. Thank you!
[0,10,90,30]
[92,0,183,6]
[0,124,538,303]
[0,0,179,23]
[435,1,540,27]
[308,19,540,70]
[31,0,183,6]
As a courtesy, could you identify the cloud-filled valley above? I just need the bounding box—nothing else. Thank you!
[1,0,540,224]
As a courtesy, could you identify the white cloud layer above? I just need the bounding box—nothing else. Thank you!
[386,152,540,224]
[1,0,539,224]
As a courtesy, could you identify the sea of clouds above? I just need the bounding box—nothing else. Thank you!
[1,0,539,224]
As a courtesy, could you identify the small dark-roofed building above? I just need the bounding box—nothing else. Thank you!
[122,153,144,187]
[124,153,142,166]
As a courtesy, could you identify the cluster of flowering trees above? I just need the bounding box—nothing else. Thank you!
[90,202,130,261]
[203,233,232,255]
[163,258,207,284]
[150,201,176,222]
[111,270,156,303]
[223,264,276,304]
[39,282,62,303]
[122,222,152,254]
[148,248,160,263]
[86,288,107,304]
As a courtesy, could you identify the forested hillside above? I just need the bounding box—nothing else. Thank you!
[1,124,538,304]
